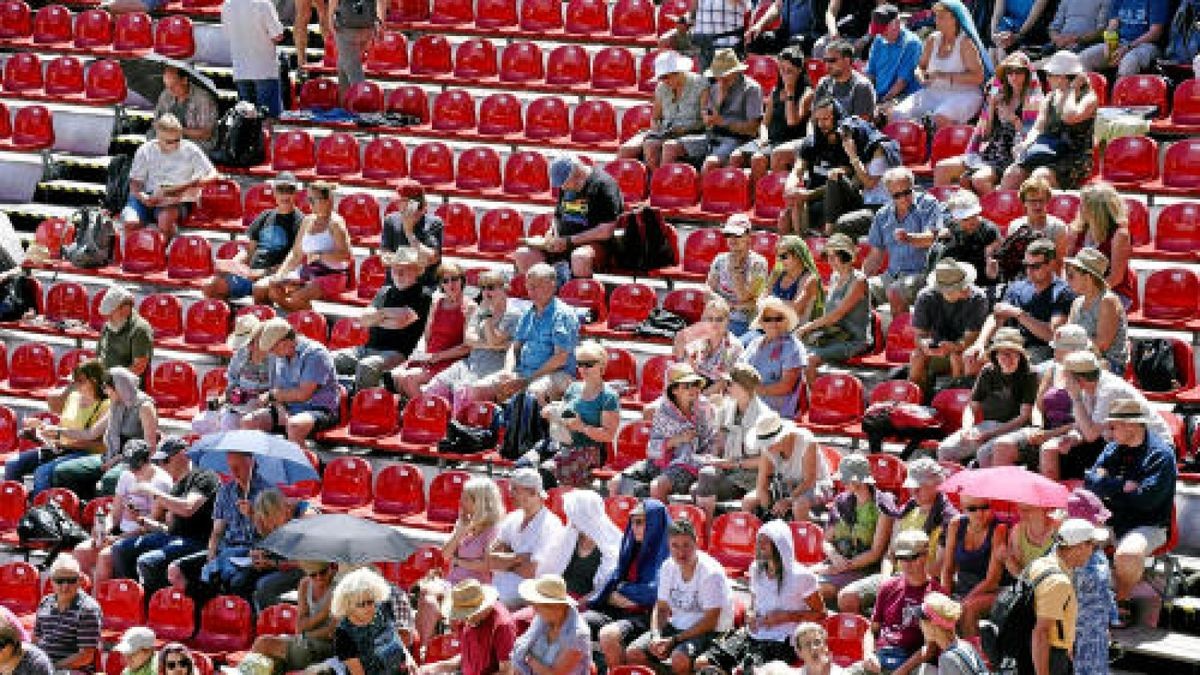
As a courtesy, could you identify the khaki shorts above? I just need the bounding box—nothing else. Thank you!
[869,271,924,307]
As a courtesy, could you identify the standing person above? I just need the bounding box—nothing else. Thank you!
[1026,519,1097,675]
[33,555,102,673]
[381,180,443,290]
[863,168,948,318]
[512,575,592,675]
[1065,488,1117,674]
[328,0,385,101]
[222,0,285,117]
[663,0,748,71]
[619,51,707,173]
[292,0,332,73]
[266,180,353,311]
[206,173,302,302]
[707,215,769,337]
[866,5,923,108]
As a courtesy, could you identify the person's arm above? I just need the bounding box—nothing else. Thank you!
[153,487,210,518]
[523,645,584,675]
[940,516,963,592]
[970,522,1009,597]
[791,439,820,497]
[1032,616,1054,675]
[1092,295,1122,357]
[1060,82,1098,124]
[1105,229,1131,290]
[986,403,1034,439]
[1016,98,1051,151]
[791,275,822,323]
[914,35,936,86]
[1015,304,1067,344]
[1016,0,1052,40]
[824,0,843,36]
[759,365,801,397]
[745,0,780,42]
[207,519,226,560]
[139,401,158,448]
[800,275,867,333]
[863,247,884,277]
[343,659,366,675]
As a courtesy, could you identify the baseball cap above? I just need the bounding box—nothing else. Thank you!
[549,156,577,189]
[1056,518,1109,546]
[894,529,929,558]
[114,627,156,654]
[152,436,190,462]
[869,4,899,34]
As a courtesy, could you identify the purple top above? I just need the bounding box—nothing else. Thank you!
[447,525,499,585]
[1042,386,1073,429]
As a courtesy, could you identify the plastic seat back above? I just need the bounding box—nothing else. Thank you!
[153,15,194,58]
[592,47,636,90]
[431,88,477,132]
[571,99,617,143]
[81,57,125,102]
[753,170,788,220]
[606,282,656,331]
[559,278,607,321]
[700,166,750,213]
[980,189,1023,227]
[430,0,472,24]
[621,103,653,142]
[272,129,316,171]
[605,158,648,202]
[45,281,89,323]
[476,0,516,26]
[883,120,927,165]
[364,30,408,72]
[0,408,17,454]
[148,589,195,642]
[605,495,639,530]
[649,162,700,208]
[0,561,39,614]
[565,0,608,33]
[112,11,151,50]
[790,520,825,564]
[546,44,590,86]
[744,53,778,95]
[347,387,399,436]
[385,85,429,123]
[427,470,469,522]
[1162,139,1200,189]
[96,579,145,632]
[709,511,760,572]
[400,394,451,445]
[503,150,549,195]
[1111,74,1168,116]
[884,313,917,363]
[362,136,407,180]
[1155,203,1200,254]
[661,287,706,324]
[869,379,922,405]
[33,4,71,43]
[45,55,85,95]
[410,34,452,75]
[825,613,871,666]
[456,146,502,190]
[1102,135,1158,184]
[929,124,974,165]
[0,0,32,38]
[11,105,54,150]
[1141,268,1198,321]
[930,388,973,433]
[638,355,671,403]
[409,141,454,185]
[337,192,381,239]
[1171,79,1200,126]
[454,38,497,79]
[329,317,369,350]
[373,462,424,516]
[680,229,727,275]
[257,603,298,637]
[121,228,166,273]
[320,456,373,508]
[193,595,253,652]
[3,53,43,92]
[435,202,476,248]
[184,299,231,345]
[357,256,387,300]
[32,487,80,520]
[166,234,213,279]
[520,0,562,30]
[9,343,55,389]
[149,360,198,410]
[807,373,864,425]
[344,81,383,113]
[478,93,523,136]
[524,96,569,139]
[139,293,183,338]
[286,309,329,343]
[499,41,544,83]
[74,8,112,47]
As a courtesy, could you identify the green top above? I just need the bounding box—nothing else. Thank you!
[122,654,157,675]
[830,498,880,559]
[98,314,154,372]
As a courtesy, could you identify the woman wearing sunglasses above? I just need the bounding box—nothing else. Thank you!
[330,568,416,675]
[250,562,338,672]
[393,262,476,400]
[539,342,620,488]
[0,612,50,675]
[267,181,353,312]
[939,496,1007,639]
[156,643,196,675]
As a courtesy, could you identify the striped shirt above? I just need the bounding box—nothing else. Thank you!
[33,591,102,669]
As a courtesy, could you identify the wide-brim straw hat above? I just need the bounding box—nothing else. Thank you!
[1041,50,1085,76]
[442,579,499,622]
[750,297,800,332]
[1064,247,1109,289]
[705,48,747,78]
[518,575,576,606]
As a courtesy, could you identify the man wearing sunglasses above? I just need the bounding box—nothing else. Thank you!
[863,167,949,318]
[123,113,220,243]
[854,530,935,675]
[32,554,101,673]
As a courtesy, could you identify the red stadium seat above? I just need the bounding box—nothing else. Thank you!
[525,96,570,139]
[10,105,54,150]
[656,0,690,30]
[754,170,788,220]
[429,0,472,24]
[394,546,448,588]
[74,9,112,48]
[184,299,231,346]
[398,394,451,447]
[866,453,907,492]
[35,218,74,256]
[1111,74,1168,116]
[601,346,638,394]
[409,141,454,185]
[45,55,85,95]
[559,278,607,322]
[478,93,523,136]
[166,235,213,279]
[602,282,656,332]
[96,579,144,634]
[1153,139,1200,192]
[33,4,71,43]
[503,151,549,195]
[572,99,618,143]
[45,281,89,323]
[825,613,870,666]
[700,167,750,214]
[884,313,917,364]
[477,0,516,26]
[454,38,497,79]
[565,0,608,33]
[1124,197,1150,246]
[608,668,655,675]
[329,317,369,350]
[499,41,544,83]
[192,595,253,652]
[620,104,653,142]
[605,494,639,530]
[272,129,316,171]
[197,369,227,403]
[257,603,298,637]
[649,162,700,208]
[4,53,43,92]
[9,343,55,389]
[192,179,242,225]
[1046,193,1080,223]
[83,59,127,104]
[805,373,864,426]
[57,349,92,383]
[546,45,591,86]
[112,11,151,51]
[425,471,469,523]
[612,0,655,35]
[346,387,399,436]
[661,287,707,324]
[344,81,383,113]
[745,54,778,95]
[356,256,387,300]
[1168,79,1200,129]
[287,309,328,343]
[369,463,424,518]
[638,355,671,403]
[337,192,381,239]
[980,189,1023,227]
[931,388,972,433]
[1087,72,1109,105]
[605,159,647,202]
[436,202,476,248]
[320,456,373,509]
[149,360,198,410]
[608,421,650,473]
[121,228,166,274]
[667,503,708,547]
[870,379,923,407]
[592,47,636,90]
[148,589,195,642]
[520,0,562,30]
[679,229,727,276]
[0,561,39,614]
[237,305,276,322]
[1137,268,1197,323]
[32,487,80,521]
[928,125,974,166]
[410,34,452,75]
[710,511,760,574]
[362,137,408,181]
[0,1,31,39]
[456,146,502,190]
[154,15,194,58]
[884,120,927,165]
[386,85,429,123]
[1101,135,1158,187]
[364,30,408,72]
[241,182,278,225]
[0,479,26,529]
[1154,203,1200,256]
[139,293,183,338]
[528,212,552,238]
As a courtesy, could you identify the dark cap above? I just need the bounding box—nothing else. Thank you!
[778,45,806,67]
[870,4,899,33]
[151,436,189,462]
[125,440,152,469]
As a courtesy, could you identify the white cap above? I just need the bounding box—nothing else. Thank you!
[1056,518,1109,546]
[114,626,156,654]
[98,284,134,316]
[653,51,693,81]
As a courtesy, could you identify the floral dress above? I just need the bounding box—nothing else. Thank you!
[1073,548,1116,674]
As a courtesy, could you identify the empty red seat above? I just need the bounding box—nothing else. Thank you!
[154,15,194,58]
[33,4,71,43]
[571,99,617,143]
[0,561,39,614]
[454,38,497,79]
[1155,203,1200,254]
[477,208,523,254]
[299,78,339,111]
[192,595,253,652]
[1102,135,1158,186]
[592,47,636,90]
[700,167,750,214]
[745,53,778,95]
[44,55,84,96]
[636,354,671,403]
[546,45,590,86]
[190,178,241,225]
[320,456,373,509]
[1156,139,1200,191]
[478,93,523,136]
[384,87,428,126]
[500,41,543,83]
[370,462,424,517]
[286,309,328,344]
[0,0,31,38]
[8,343,53,388]
[430,0,472,24]
[139,293,183,338]
[476,0,516,25]
[74,8,112,47]
[149,360,197,410]
[399,394,450,446]
[754,170,787,220]
[345,388,398,436]
[362,137,408,181]
[931,388,972,433]
[364,30,408,72]
[503,150,548,195]
[314,133,361,177]
[97,578,145,635]
[1169,79,1200,128]
[424,471,468,522]
[84,59,127,103]
[184,299,231,345]
[884,120,927,165]
[1139,268,1198,322]
[256,603,298,637]
[356,256,386,300]
[559,278,607,321]
[612,0,655,35]
[4,53,43,92]
[928,124,974,165]
[709,511,760,573]
[805,373,864,426]
[602,346,637,392]
[329,316,368,349]
[345,81,383,113]
[565,0,608,33]
[112,11,151,50]
[980,189,1023,227]
[122,227,166,273]
[337,192,381,239]
[1046,192,1080,223]
[605,158,647,202]
[525,96,570,139]
[148,589,195,643]
[520,0,562,30]
[436,203,476,248]
[661,287,707,323]
[431,89,477,131]
[1112,74,1168,116]
[609,421,650,470]
[272,129,316,171]
[410,34,452,75]
[884,312,917,363]
[603,282,655,331]
[409,141,454,185]
[826,613,871,666]
[45,281,88,323]
[677,229,726,276]
[620,104,653,141]
[649,163,700,208]
[166,234,213,279]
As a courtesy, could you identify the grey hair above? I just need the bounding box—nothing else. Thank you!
[330,567,391,617]
[945,189,981,214]
[154,113,183,133]
[526,263,557,283]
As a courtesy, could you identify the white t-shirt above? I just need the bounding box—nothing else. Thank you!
[750,566,819,642]
[657,551,733,632]
[115,466,173,533]
[129,139,215,195]
[221,0,284,81]
[492,506,565,605]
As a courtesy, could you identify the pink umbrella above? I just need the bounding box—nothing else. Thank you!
[939,465,1070,508]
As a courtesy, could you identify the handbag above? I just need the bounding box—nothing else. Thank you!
[1017,134,1064,169]
[803,325,853,348]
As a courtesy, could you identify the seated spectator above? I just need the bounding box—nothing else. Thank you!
[863,167,948,317]
[909,258,989,390]
[392,263,475,399]
[266,181,353,312]
[1079,0,1169,75]
[192,451,269,594]
[619,51,707,173]
[1003,504,1060,578]
[415,477,506,651]
[815,455,894,606]
[113,627,156,675]
[250,560,337,672]
[54,367,158,500]
[695,364,768,518]
[73,441,172,585]
[1071,182,1135,310]
[931,191,1003,293]
[514,156,624,280]
[123,114,219,242]
[1048,0,1109,51]
[625,519,733,675]
[762,235,824,329]
[852,530,936,675]
[192,315,270,434]
[1003,177,1071,265]
[745,0,822,54]
[782,98,867,236]
[157,643,198,675]
[488,469,566,608]
[990,0,1053,61]
[331,567,417,675]
[611,363,717,502]
[335,249,430,392]
[206,173,302,302]
[790,622,846,675]
[113,437,219,595]
[422,579,516,675]
[246,317,342,445]
[934,52,1042,195]
[536,342,620,487]
[1065,247,1129,374]
[707,216,769,336]
[803,40,877,121]
[33,555,101,673]
[150,67,219,152]
[696,519,825,673]
[888,0,991,129]
[744,412,830,521]
[512,575,592,675]
[866,5,923,108]
[798,234,871,386]
[248,489,311,611]
[811,113,901,240]
[4,359,109,497]
[539,491,622,605]
[741,297,807,417]
[1005,51,1098,190]
[587,499,670,668]
[666,49,764,176]
[1065,487,1119,672]
[964,238,1074,372]
[673,297,745,396]
[1085,398,1177,627]
[730,46,808,188]
[916,592,990,672]
[95,285,154,380]
[0,611,51,675]
[382,181,443,291]
[1027,519,1094,675]
[938,496,1007,638]
[937,330,1037,464]
[430,271,523,411]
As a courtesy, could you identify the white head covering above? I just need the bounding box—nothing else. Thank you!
[544,490,623,594]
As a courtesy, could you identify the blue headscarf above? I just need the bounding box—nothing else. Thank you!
[588,498,671,610]
[940,0,994,81]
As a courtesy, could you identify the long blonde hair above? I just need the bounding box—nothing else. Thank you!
[1072,182,1126,243]
[461,477,506,531]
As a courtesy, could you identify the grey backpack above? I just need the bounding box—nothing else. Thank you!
[62,207,117,269]
[335,0,379,29]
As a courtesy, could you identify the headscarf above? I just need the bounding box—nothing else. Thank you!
[767,236,825,319]
[588,499,671,610]
[751,519,804,592]
[544,491,624,596]
[104,366,151,461]
[939,0,994,80]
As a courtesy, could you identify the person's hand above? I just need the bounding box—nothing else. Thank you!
[250,548,273,570]
[962,343,984,364]
[1111,45,1129,65]
[1027,429,1046,446]
[563,416,585,433]
[863,655,882,674]
[140,192,159,206]
[649,637,674,659]
[828,168,846,181]
[1064,373,1082,399]
[994,30,1013,48]
[993,302,1022,321]
[771,498,791,517]
[841,133,858,158]
[1123,480,1139,493]
[894,229,910,243]
[545,236,569,254]
[702,108,722,128]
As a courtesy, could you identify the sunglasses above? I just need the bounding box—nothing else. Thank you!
[164,660,190,670]
[630,516,647,526]
[823,56,840,63]
[440,276,464,284]
[577,360,601,368]
[891,188,914,199]
[479,285,501,291]
[53,576,79,585]
[965,504,991,513]
[1023,261,1047,271]
[703,315,729,322]
[760,316,785,323]
[778,252,793,260]
[894,553,923,562]
[354,598,377,609]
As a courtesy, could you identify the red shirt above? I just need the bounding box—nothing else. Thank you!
[458,603,518,675]
[871,575,932,652]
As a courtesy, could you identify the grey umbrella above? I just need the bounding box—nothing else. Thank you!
[258,513,418,565]
[121,53,220,107]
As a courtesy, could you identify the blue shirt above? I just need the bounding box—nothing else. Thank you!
[1084,430,1177,537]
[270,336,340,414]
[781,0,818,37]
[513,298,580,379]
[1109,0,1169,43]
[212,472,271,548]
[867,191,948,275]
[866,29,923,99]
[741,333,806,418]
[1000,278,1076,349]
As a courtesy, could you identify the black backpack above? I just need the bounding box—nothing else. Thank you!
[18,501,89,566]
[984,567,1066,673]
[1133,338,1180,392]
[209,103,266,168]
[0,270,38,322]
[634,308,687,340]
[614,206,677,273]
[62,207,117,268]
[992,224,1040,283]
[103,153,133,216]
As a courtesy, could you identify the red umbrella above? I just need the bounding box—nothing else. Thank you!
[939,465,1070,508]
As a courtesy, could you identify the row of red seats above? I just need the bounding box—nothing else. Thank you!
[2,53,126,104]
[0,103,54,151]
[1092,136,1200,195]
[386,0,674,46]
[0,4,194,58]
